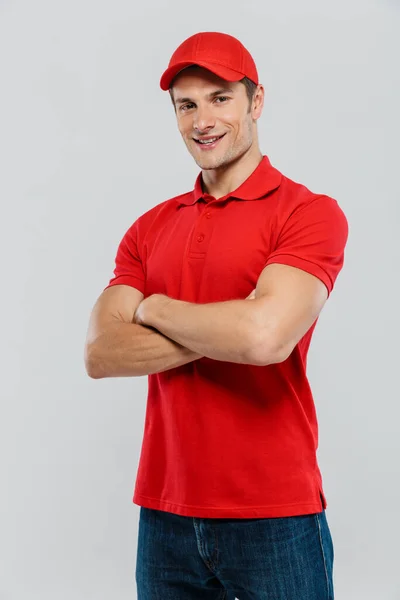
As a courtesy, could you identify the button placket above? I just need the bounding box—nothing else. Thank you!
[196,209,212,244]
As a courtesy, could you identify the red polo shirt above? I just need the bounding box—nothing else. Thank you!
[105,155,348,518]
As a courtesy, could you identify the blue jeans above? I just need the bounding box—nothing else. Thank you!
[136,507,334,599]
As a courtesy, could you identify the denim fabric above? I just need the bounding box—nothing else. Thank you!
[136,507,334,599]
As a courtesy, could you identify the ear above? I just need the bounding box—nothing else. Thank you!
[252,84,264,120]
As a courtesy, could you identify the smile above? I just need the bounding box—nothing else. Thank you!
[193,134,226,149]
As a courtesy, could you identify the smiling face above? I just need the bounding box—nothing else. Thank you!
[170,67,264,171]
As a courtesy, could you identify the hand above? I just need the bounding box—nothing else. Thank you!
[134,293,172,326]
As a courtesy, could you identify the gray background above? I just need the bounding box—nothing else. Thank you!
[1,0,399,598]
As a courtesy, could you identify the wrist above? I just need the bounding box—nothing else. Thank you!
[146,294,174,327]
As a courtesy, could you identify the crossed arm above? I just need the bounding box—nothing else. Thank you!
[134,263,329,366]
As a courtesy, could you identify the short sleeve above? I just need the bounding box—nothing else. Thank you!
[265,195,349,296]
[104,219,146,294]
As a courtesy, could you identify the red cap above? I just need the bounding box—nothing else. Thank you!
[160,32,259,91]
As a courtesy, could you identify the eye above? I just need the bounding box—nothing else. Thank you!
[214,96,229,103]
[180,102,195,112]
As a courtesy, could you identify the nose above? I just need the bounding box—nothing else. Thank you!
[193,104,216,134]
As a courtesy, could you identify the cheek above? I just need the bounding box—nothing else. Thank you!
[230,120,249,142]
[239,116,253,138]
[177,116,193,137]
[220,110,237,125]
[221,111,248,135]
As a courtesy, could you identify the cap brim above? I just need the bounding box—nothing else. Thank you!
[160,61,246,91]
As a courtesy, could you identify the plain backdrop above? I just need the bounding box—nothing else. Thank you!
[1,0,399,599]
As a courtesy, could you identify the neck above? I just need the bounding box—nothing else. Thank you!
[201,145,263,199]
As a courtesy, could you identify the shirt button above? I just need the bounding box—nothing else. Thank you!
[206,212,211,219]
[197,234,205,243]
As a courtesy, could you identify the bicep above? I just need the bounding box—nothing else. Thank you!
[85,284,144,347]
[250,263,328,364]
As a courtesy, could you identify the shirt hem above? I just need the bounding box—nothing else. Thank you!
[133,493,325,519]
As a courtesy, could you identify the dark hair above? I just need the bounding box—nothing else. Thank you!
[168,69,258,109]
[241,76,258,106]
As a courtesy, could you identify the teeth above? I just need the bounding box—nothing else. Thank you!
[198,137,220,144]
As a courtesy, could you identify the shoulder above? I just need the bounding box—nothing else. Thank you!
[276,174,347,226]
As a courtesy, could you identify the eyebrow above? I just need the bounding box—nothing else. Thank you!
[174,88,235,105]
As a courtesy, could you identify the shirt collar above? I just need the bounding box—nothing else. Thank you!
[176,155,282,206]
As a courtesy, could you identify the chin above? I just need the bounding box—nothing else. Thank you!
[192,153,232,171]
[196,159,221,170]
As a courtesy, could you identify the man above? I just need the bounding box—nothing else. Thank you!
[84,31,348,600]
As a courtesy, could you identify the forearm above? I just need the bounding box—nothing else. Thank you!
[86,321,203,379]
[145,297,255,364]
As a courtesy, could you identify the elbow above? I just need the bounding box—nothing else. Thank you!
[84,344,103,379]
[86,365,102,379]
[265,344,292,365]
[246,331,292,366]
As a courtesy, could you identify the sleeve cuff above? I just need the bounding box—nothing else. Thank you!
[265,254,332,297]
[103,275,145,294]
